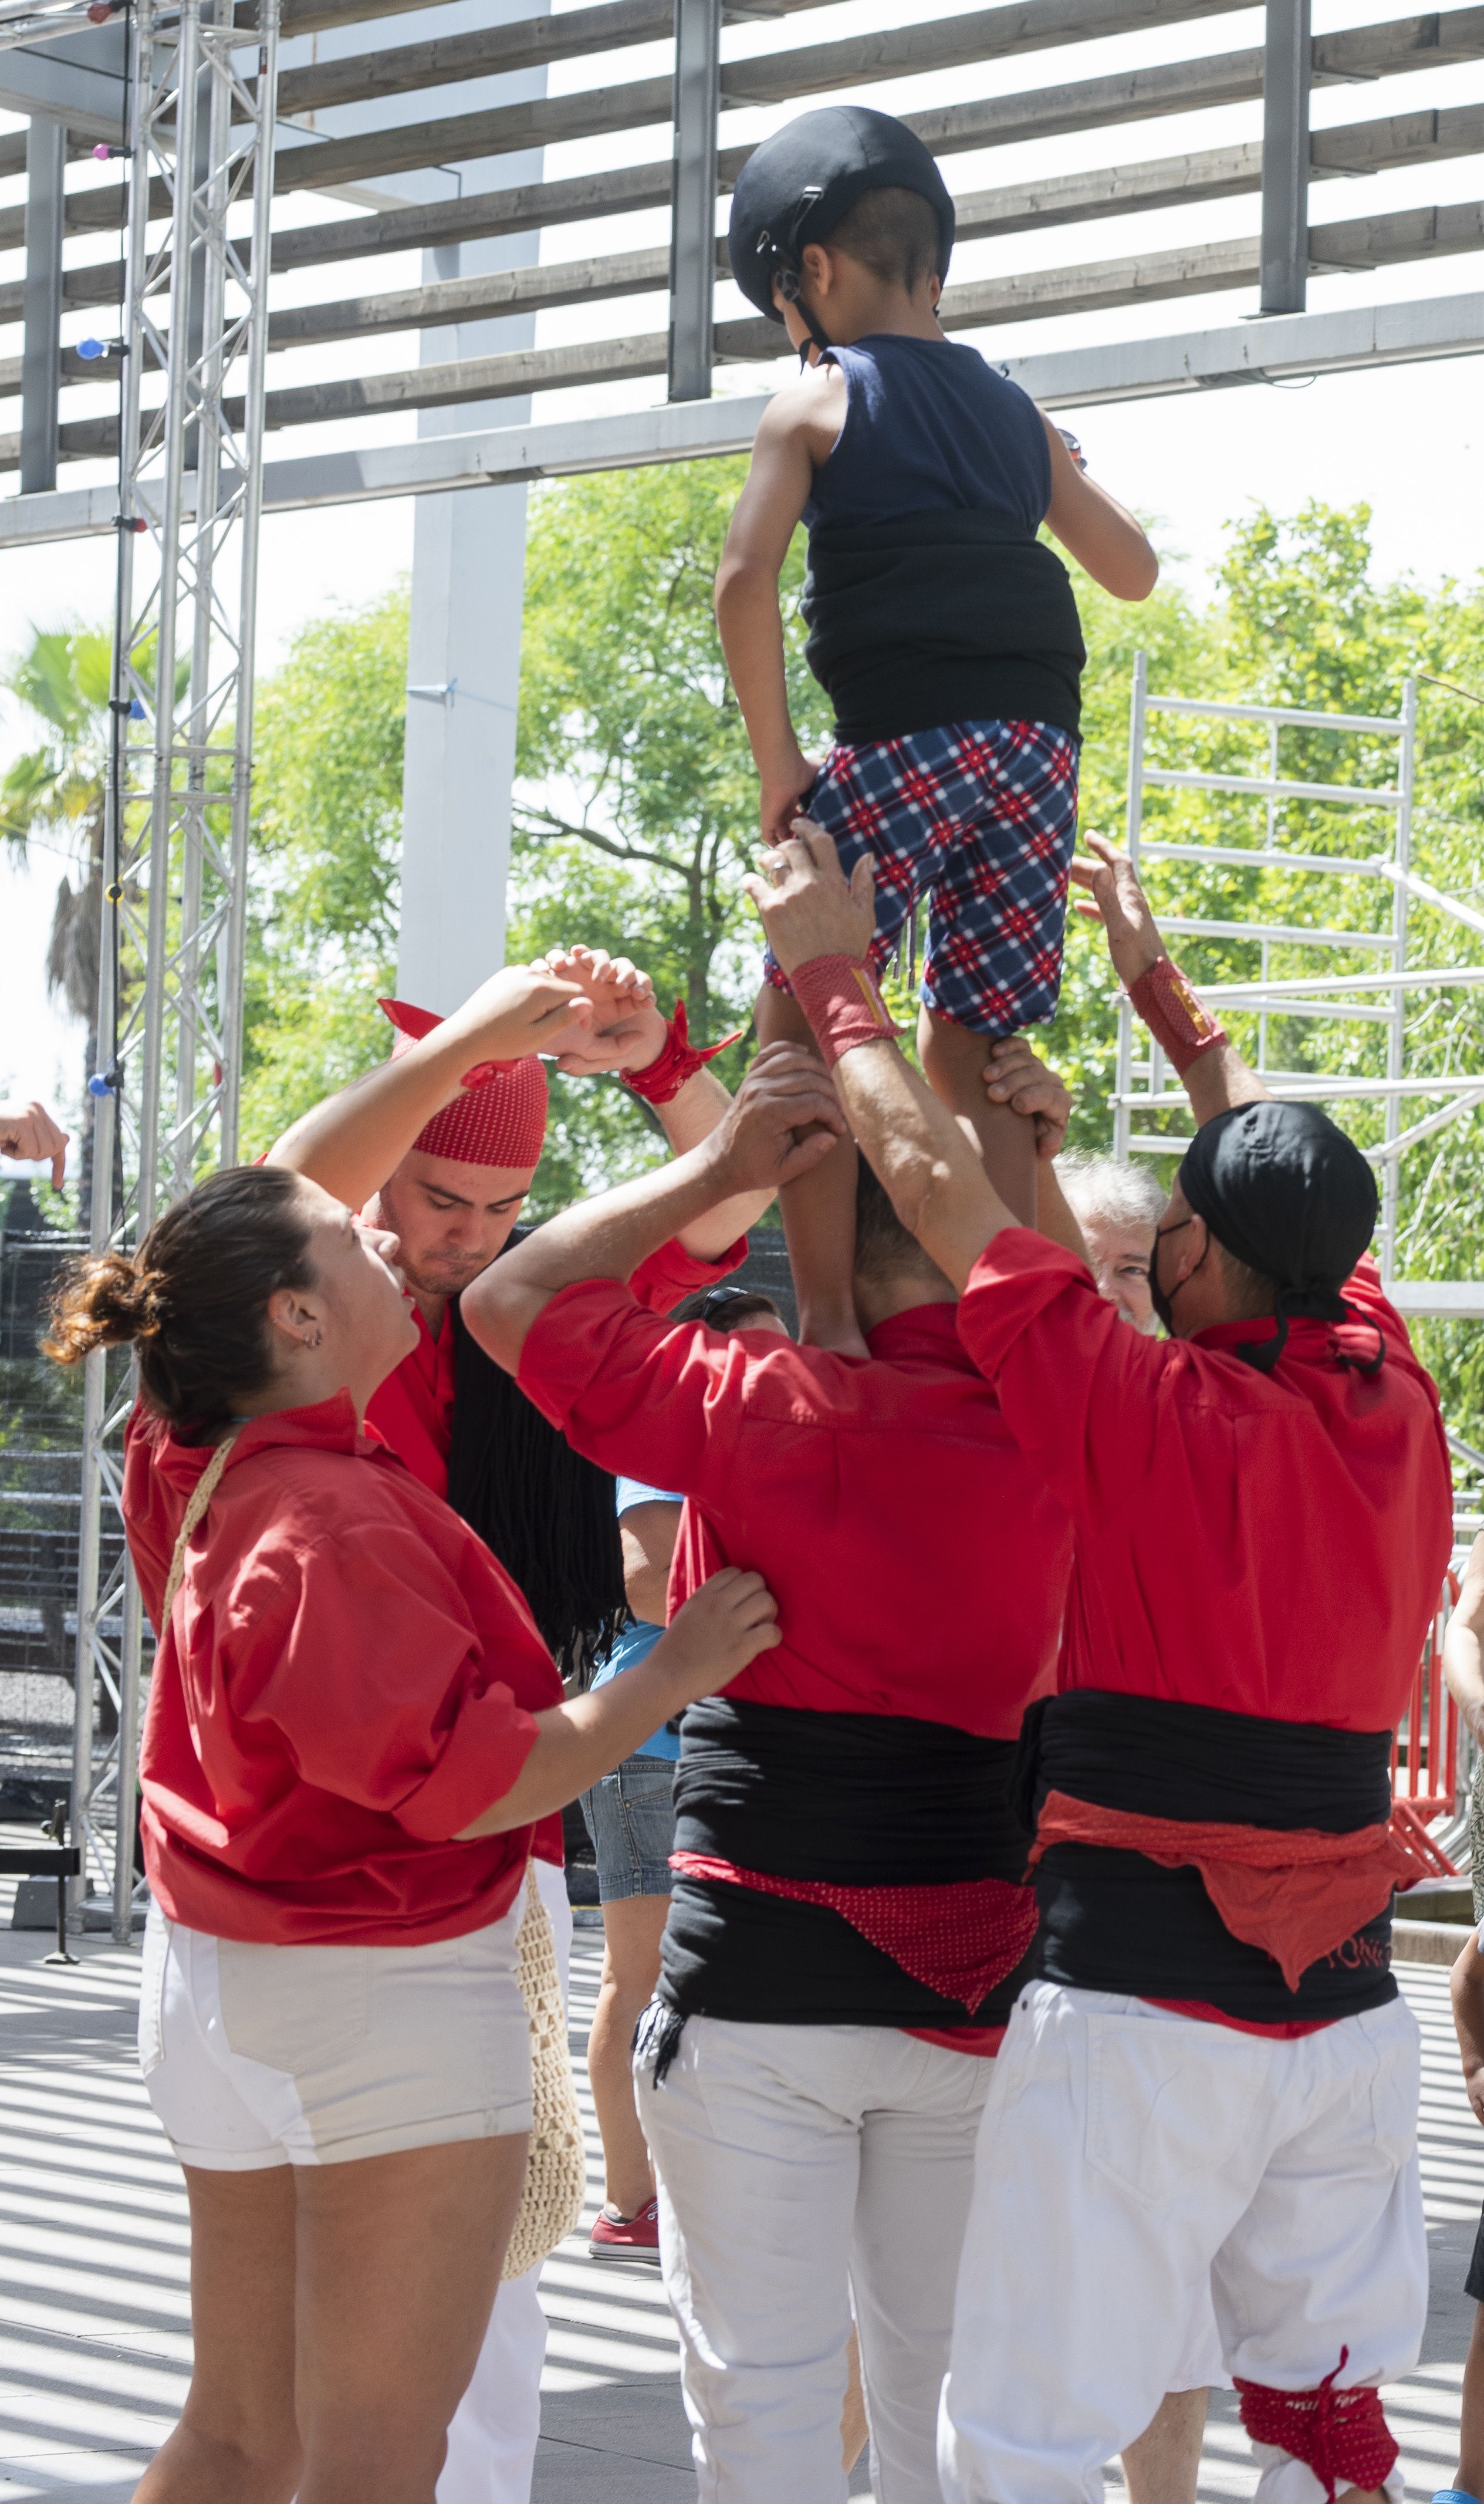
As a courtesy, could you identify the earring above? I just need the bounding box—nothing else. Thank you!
[306,1328,323,1349]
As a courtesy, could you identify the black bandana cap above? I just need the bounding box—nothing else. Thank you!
[1178,1101,1380,1374]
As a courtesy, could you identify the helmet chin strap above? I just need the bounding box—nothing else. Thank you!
[776,265,832,359]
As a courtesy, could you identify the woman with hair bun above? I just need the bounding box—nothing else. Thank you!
[48,1149,779,2504]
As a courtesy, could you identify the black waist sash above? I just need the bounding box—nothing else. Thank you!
[803,511,1086,746]
[1018,1692,1398,2024]
[656,1696,1035,2040]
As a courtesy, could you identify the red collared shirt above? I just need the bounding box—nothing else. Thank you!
[123,1395,564,1946]
[956,1236,1453,1732]
[366,1236,749,1500]
[518,1287,1071,1736]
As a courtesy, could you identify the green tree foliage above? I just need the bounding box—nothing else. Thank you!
[238,588,411,1156]
[513,457,833,1032]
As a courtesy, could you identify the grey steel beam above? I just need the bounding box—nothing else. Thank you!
[19,115,63,496]
[669,0,721,401]
[1261,0,1311,313]
[5,287,1484,546]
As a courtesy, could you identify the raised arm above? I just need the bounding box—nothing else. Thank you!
[266,964,591,1209]
[1040,417,1158,602]
[459,1042,845,1374]
[743,831,1020,1291]
[1071,832,1270,1126]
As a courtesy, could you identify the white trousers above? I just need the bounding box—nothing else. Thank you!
[635,2013,992,2504]
[939,1983,1427,2504]
[437,1860,574,2504]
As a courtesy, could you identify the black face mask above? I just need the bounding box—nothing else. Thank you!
[1147,1217,1204,1335]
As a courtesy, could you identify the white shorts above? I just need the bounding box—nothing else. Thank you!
[139,1898,533,2170]
[939,1982,1425,2504]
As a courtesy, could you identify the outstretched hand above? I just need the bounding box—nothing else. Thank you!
[982,1037,1072,1162]
[526,945,668,1076]
[742,821,877,976]
[0,1099,69,1189]
[709,1041,847,1194]
[1069,832,1164,989]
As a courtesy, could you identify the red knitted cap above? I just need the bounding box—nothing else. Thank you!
[378,998,549,1170]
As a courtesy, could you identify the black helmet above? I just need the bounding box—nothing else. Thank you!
[727,105,955,328]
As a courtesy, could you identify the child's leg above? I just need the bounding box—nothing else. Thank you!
[918,1007,1037,1228]
[754,981,867,1356]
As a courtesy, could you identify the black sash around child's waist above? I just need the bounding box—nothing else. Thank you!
[656,1696,1037,2041]
[1017,1692,1400,2025]
[802,510,1087,746]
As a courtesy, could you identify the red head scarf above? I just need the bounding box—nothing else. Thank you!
[378,998,548,1170]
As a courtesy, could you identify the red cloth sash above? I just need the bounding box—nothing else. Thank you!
[1030,1791,1414,1992]
[668,1850,1036,2012]
[1235,2351,1398,2502]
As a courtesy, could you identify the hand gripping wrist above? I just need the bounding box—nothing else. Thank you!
[1127,955,1229,1077]
[788,954,900,1070]
[621,1000,743,1105]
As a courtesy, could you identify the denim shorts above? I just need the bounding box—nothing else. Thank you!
[579,1752,676,1901]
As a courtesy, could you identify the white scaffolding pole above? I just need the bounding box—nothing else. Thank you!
[70,0,280,1943]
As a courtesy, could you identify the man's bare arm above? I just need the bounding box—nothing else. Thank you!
[460,1043,846,1373]
[742,832,1020,1291]
[532,944,775,1257]
[1071,832,1270,1125]
[267,965,591,1206]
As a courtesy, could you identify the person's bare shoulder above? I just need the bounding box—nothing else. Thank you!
[758,356,846,468]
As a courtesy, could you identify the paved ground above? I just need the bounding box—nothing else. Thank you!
[0,1906,1475,2502]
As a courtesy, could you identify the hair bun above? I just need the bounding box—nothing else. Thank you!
[43,1249,159,1363]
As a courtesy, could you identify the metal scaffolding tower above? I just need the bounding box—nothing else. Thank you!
[1115,653,1484,1285]
[69,0,279,1939]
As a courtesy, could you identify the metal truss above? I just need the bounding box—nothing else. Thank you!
[71,0,279,1942]
[1114,654,1484,1283]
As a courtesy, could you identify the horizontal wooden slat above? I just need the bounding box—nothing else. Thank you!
[7,95,1483,350]
[15,193,1479,464]
[255,1,1484,194]
[276,0,671,115]
[6,0,1482,268]
[279,0,1239,123]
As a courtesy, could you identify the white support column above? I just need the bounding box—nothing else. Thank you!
[397,0,550,1012]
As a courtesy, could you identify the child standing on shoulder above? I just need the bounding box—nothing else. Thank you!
[715,103,1158,1350]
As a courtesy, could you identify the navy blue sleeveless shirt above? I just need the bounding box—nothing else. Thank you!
[797,333,1086,744]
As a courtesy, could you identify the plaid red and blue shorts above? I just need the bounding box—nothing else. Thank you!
[763,718,1080,1036]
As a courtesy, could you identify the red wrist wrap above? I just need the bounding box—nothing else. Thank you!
[788,954,900,1069]
[621,1001,743,1105]
[1236,2353,1398,2504]
[1127,954,1229,1076]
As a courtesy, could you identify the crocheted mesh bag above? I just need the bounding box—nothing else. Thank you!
[501,1867,586,2280]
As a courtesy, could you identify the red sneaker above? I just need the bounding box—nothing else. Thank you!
[588,2198,661,2260]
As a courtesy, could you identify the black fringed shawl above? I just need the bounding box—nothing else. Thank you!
[443,1234,629,1680]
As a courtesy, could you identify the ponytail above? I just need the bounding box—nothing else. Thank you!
[46,1165,315,1442]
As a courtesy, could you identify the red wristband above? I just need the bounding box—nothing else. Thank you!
[621,1000,743,1105]
[788,954,900,1069]
[1127,955,1229,1076]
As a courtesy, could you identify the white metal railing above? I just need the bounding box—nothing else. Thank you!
[1115,657,1484,1282]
